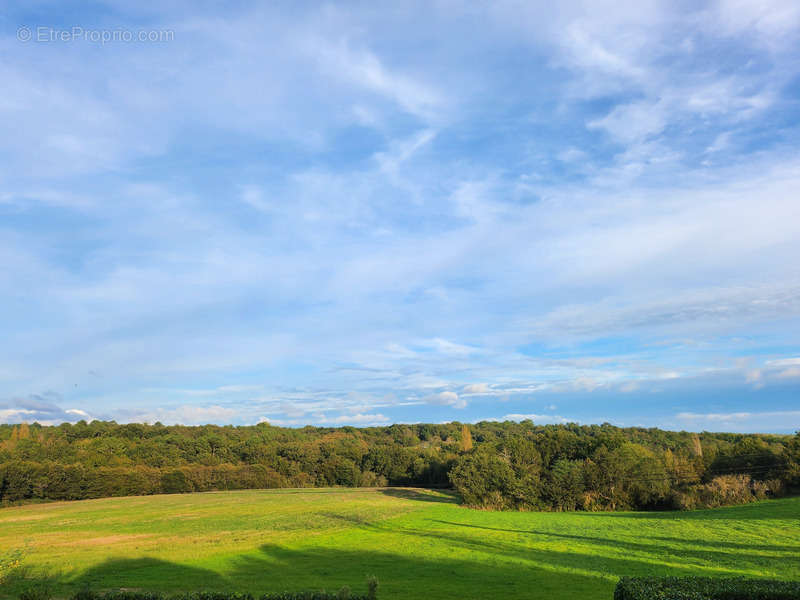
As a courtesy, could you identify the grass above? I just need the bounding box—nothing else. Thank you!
[1,488,798,600]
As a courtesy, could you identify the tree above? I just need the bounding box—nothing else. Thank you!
[161,469,192,494]
[460,424,473,452]
[545,459,584,511]
[691,433,703,457]
[0,420,795,510]
[448,450,515,509]
[785,432,800,486]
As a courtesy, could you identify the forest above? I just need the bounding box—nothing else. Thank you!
[1,420,798,511]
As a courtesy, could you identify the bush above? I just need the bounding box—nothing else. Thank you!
[68,581,377,600]
[19,581,53,600]
[614,576,800,600]
[448,452,517,509]
[69,593,369,600]
[366,577,378,600]
[698,475,763,508]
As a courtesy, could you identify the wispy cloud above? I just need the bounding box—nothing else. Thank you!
[0,394,96,425]
[484,413,575,425]
[674,410,800,433]
[0,1,798,429]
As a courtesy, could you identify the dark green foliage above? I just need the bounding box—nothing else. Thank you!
[787,433,800,486]
[447,449,518,509]
[0,421,796,512]
[614,576,800,600]
[366,577,377,600]
[544,459,584,511]
[67,582,376,600]
[19,581,53,600]
[448,429,795,511]
[335,587,349,600]
[161,470,192,494]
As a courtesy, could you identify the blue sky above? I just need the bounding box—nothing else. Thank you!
[1,1,799,432]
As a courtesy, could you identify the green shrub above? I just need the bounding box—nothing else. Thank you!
[614,576,800,600]
[68,593,370,600]
[68,581,377,600]
[366,577,378,600]
[19,581,53,600]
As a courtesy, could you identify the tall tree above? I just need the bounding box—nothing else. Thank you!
[460,424,473,452]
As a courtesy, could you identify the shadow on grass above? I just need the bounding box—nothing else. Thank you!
[1,546,610,600]
[76,558,228,591]
[566,497,800,521]
[4,497,797,600]
[4,534,795,600]
[0,559,228,600]
[378,488,459,504]
[650,536,800,554]
[426,519,800,571]
[272,513,796,591]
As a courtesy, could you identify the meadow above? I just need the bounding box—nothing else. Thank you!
[1,488,798,600]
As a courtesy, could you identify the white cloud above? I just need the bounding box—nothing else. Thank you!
[302,38,445,122]
[375,129,437,177]
[777,367,800,379]
[462,383,491,394]
[0,401,95,426]
[1,2,799,430]
[65,408,92,418]
[424,391,466,409]
[423,338,478,356]
[556,147,588,163]
[588,100,667,143]
[0,408,36,422]
[487,413,574,425]
[327,412,389,424]
[677,411,753,422]
[744,369,763,387]
[767,357,800,367]
[705,132,732,154]
[712,0,800,40]
[279,402,307,418]
[239,185,271,212]
[675,410,800,433]
[135,405,238,425]
[261,412,390,427]
[674,409,800,433]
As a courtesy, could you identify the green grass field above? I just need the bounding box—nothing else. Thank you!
[1,489,798,600]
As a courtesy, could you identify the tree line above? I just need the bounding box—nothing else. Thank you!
[0,420,797,510]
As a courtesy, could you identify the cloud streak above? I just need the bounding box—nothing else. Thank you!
[0,1,799,430]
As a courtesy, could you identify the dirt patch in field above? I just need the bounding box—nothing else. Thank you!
[52,534,154,547]
[0,513,50,523]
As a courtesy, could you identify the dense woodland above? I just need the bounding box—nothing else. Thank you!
[1,420,798,511]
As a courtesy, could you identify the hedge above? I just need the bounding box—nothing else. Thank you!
[614,576,800,600]
[63,580,378,600]
[70,594,367,600]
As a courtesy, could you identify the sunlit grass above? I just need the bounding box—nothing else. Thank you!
[1,489,798,600]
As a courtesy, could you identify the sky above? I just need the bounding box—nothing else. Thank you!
[1,1,799,433]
